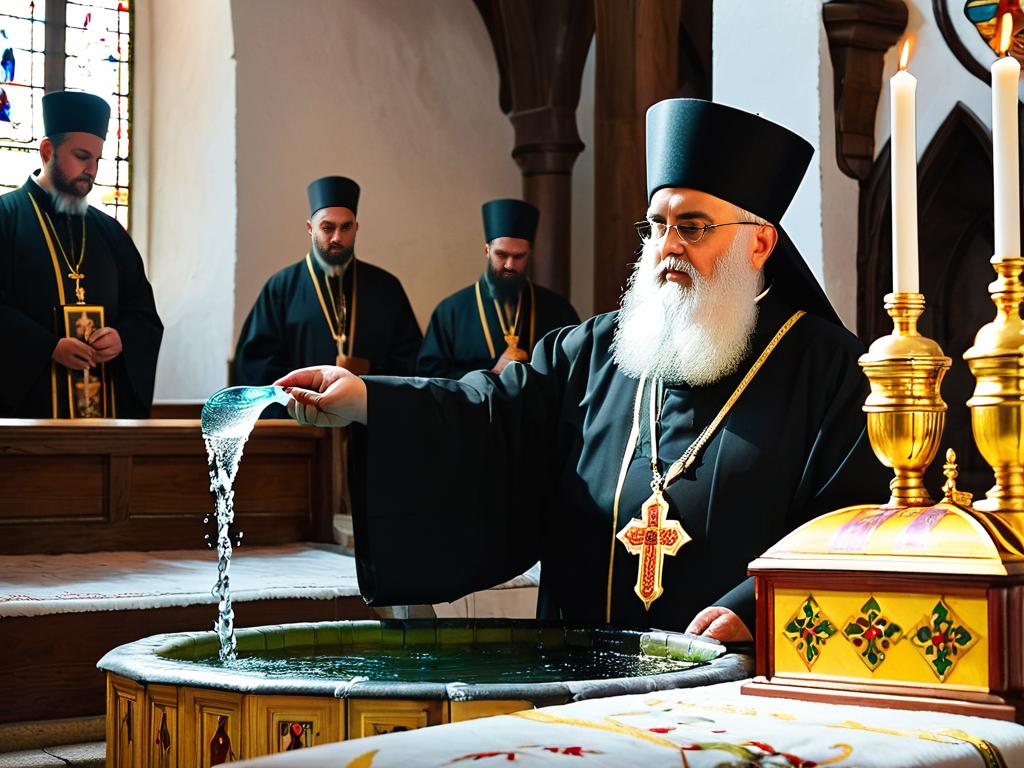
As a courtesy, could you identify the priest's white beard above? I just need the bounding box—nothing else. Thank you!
[611,231,764,387]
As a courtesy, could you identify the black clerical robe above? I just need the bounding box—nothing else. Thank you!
[417,278,580,378]
[0,178,163,418]
[233,254,422,389]
[356,292,888,634]
[235,254,422,521]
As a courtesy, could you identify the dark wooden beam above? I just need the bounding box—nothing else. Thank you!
[474,0,594,298]
[591,0,711,315]
[823,0,908,181]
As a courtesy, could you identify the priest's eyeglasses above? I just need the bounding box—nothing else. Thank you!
[634,219,766,245]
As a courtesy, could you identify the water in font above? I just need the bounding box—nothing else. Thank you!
[190,644,697,684]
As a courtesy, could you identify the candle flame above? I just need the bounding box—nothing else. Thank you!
[899,39,910,71]
[998,12,1012,56]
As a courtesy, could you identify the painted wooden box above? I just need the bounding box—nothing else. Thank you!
[743,500,1024,722]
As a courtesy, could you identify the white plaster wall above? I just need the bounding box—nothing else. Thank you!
[713,0,859,329]
[817,14,860,327]
[137,0,237,399]
[231,0,521,339]
[874,1,1016,156]
[572,41,596,320]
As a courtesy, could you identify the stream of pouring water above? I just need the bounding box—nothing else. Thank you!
[201,386,290,660]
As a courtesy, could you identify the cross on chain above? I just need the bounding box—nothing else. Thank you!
[70,271,85,304]
[616,493,691,610]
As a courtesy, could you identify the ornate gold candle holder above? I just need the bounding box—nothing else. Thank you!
[859,292,951,507]
[965,251,1024,544]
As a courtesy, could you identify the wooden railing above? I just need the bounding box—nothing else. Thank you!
[0,419,344,554]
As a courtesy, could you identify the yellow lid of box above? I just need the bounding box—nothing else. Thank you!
[749,502,1022,575]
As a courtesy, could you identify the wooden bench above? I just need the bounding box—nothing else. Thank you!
[0,419,373,724]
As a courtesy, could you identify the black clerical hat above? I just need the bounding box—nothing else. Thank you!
[645,98,840,325]
[482,199,539,243]
[646,99,812,220]
[42,91,110,139]
[307,176,360,216]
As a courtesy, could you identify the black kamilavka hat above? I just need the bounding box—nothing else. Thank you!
[42,91,110,139]
[307,176,360,216]
[645,99,841,325]
[482,199,539,243]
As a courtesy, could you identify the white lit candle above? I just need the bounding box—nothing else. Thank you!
[992,13,1021,259]
[890,40,919,294]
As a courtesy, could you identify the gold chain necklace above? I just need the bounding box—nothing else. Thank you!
[610,309,806,614]
[305,253,357,357]
[323,273,348,346]
[492,293,523,351]
[43,211,87,304]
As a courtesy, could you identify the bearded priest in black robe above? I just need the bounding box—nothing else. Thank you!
[417,199,580,378]
[276,100,889,642]
[0,91,163,418]
[234,176,423,523]
[233,175,422,396]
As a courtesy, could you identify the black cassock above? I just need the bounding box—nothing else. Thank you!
[0,178,162,418]
[233,254,423,390]
[355,291,889,632]
[234,254,423,518]
[417,278,580,378]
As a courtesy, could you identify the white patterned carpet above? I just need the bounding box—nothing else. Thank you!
[0,543,360,616]
[0,544,540,618]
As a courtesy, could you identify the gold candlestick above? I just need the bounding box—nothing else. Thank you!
[965,252,1024,519]
[859,292,951,507]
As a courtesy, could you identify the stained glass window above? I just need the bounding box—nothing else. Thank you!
[0,2,47,187]
[64,0,130,225]
[0,0,132,227]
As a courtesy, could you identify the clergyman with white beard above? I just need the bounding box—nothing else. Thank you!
[274,98,889,643]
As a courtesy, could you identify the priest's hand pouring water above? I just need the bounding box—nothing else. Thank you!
[275,365,368,427]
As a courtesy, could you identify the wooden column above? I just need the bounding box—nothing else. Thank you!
[591,0,711,314]
[823,0,908,180]
[474,0,594,298]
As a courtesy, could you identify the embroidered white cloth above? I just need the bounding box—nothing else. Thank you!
[234,681,1024,767]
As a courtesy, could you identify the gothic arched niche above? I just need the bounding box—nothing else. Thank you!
[858,102,1000,495]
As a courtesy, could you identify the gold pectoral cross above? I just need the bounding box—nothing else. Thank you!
[500,334,528,365]
[70,271,85,304]
[616,492,690,610]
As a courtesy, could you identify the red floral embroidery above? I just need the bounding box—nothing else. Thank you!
[449,751,517,761]
[449,745,599,763]
[678,740,817,767]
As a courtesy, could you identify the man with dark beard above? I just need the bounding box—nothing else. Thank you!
[417,199,579,378]
[274,100,888,643]
[0,91,163,418]
[233,175,422,390]
[234,176,422,526]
